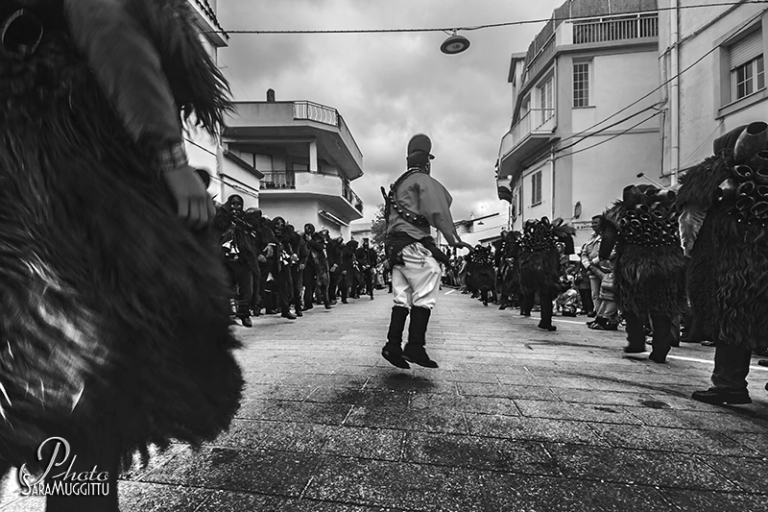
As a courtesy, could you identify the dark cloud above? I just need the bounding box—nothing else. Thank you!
[218,0,563,221]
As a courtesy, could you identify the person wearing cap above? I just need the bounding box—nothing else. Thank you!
[381,134,472,369]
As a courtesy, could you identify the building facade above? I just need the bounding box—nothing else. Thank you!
[497,0,661,248]
[658,0,768,185]
[222,92,365,238]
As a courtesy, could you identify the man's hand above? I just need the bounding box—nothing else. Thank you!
[162,165,215,229]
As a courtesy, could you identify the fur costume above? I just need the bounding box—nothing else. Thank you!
[677,122,768,350]
[601,185,687,316]
[465,245,495,306]
[518,217,575,330]
[0,0,243,469]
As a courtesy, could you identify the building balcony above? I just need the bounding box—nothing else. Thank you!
[497,108,557,185]
[223,101,364,181]
[520,12,658,90]
[260,170,364,220]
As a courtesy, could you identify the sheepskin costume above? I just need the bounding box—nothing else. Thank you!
[0,0,243,469]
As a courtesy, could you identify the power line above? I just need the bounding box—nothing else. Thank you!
[207,1,768,35]
[555,110,663,157]
[560,6,768,147]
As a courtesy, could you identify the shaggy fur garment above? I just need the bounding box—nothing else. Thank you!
[604,202,687,316]
[465,246,496,303]
[0,1,243,466]
[680,160,768,350]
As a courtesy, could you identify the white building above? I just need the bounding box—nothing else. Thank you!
[658,1,768,185]
[496,0,662,249]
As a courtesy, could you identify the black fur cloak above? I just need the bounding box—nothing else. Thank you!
[602,186,687,316]
[677,122,768,350]
[0,0,243,465]
[518,217,574,295]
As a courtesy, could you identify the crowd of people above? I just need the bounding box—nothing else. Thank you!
[214,194,383,326]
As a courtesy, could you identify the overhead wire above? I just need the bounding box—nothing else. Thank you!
[556,110,664,157]
[207,1,768,35]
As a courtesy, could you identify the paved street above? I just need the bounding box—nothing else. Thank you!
[2,289,768,511]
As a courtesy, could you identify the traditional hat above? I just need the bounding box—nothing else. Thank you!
[407,133,435,160]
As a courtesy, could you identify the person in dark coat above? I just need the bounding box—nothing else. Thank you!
[214,194,259,327]
[465,245,496,306]
[678,122,768,405]
[0,1,243,509]
[267,217,297,320]
[341,239,359,303]
[244,208,275,316]
[518,217,576,331]
[356,238,378,299]
[284,223,307,317]
[326,237,344,304]
[304,225,332,309]
[599,184,687,362]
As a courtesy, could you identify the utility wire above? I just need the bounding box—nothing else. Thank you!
[556,102,664,153]
[548,7,764,148]
[556,110,663,157]
[208,1,768,35]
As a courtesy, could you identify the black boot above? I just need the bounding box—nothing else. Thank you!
[382,307,410,369]
[403,307,438,368]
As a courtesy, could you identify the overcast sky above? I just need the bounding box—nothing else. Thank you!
[217,0,566,224]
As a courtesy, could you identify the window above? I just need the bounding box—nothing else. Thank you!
[539,78,554,122]
[531,171,542,206]
[729,28,765,102]
[573,62,590,107]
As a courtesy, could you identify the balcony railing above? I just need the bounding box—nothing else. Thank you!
[262,171,295,189]
[293,101,339,127]
[342,182,364,213]
[523,35,556,88]
[572,14,658,45]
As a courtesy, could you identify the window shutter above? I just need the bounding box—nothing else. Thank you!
[730,29,763,70]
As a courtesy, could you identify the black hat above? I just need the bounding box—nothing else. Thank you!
[407,133,435,160]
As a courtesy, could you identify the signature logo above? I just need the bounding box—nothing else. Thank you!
[18,437,110,497]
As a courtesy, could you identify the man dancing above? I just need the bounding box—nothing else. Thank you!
[380,134,471,369]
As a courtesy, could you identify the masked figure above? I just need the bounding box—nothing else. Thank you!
[678,122,768,405]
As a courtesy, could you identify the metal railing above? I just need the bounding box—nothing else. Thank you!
[342,182,364,213]
[513,108,555,142]
[262,171,295,189]
[523,35,555,88]
[572,14,658,45]
[293,101,339,127]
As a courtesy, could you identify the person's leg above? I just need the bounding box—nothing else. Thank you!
[401,247,441,368]
[340,273,349,303]
[232,263,253,327]
[277,270,296,319]
[538,290,556,331]
[303,267,316,310]
[250,264,262,316]
[692,343,752,404]
[588,276,601,317]
[520,291,534,316]
[649,313,674,363]
[623,309,647,353]
[382,265,412,369]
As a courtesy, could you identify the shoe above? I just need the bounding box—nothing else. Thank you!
[402,344,439,368]
[330,300,337,305]
[587,311,597,318]
[701,340,716,347]
[649,352,667,364]
[538,323,557,332]
[281,312,297,320]
[623,345,647,354]
[370,295,374,300]
[381,346,410,369]
[304,304,314,311]
[341,299,348,304]
[324,303,332,309]
[521,312,531,317]
[758,360,768,367]
[691,388,751,405]
[499,304,508,310]
[296,310,303,317]
[239,316,252,328]
[265,309,277,315]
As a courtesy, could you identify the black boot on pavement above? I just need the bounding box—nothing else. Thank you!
[691,388,751,405]
[403,306,438,368]
[239,316,252,328]
[382,306,410,369]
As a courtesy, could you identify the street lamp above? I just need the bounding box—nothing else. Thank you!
[440,31,470,55]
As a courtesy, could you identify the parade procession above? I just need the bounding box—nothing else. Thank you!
[1,0,768,511]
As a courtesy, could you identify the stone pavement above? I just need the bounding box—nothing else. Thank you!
[2,289,768,511]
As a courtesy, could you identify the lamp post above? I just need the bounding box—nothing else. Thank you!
[440,31,470,55]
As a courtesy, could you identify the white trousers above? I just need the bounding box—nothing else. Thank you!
[392,243,442,310]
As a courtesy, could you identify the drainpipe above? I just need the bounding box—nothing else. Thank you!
[670,0,680,187]
[551,147,556,219]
